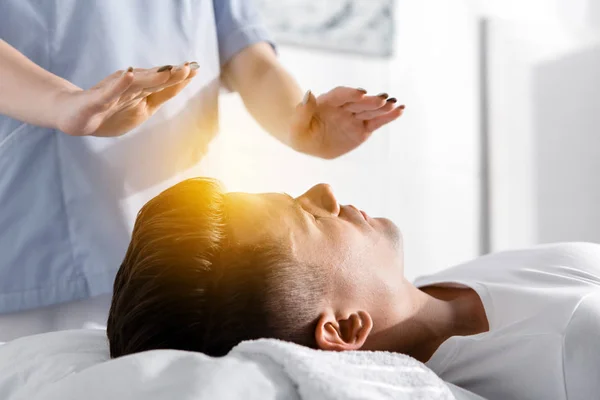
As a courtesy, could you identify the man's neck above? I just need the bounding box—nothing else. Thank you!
[366,285,489,363]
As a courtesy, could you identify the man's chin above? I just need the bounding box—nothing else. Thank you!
[374,217,403,248]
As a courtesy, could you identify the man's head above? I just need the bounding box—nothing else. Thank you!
[107,178,407,358]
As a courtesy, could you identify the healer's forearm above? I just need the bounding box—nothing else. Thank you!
[222,42,305,148]
[0,39,80,129]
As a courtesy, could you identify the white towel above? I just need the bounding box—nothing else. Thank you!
[233,338,456,400]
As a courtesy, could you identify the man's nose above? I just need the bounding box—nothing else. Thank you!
[299,183,340,215]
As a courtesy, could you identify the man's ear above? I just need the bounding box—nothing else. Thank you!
[315,310,373,351]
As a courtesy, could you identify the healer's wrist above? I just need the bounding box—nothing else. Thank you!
[49,82,83,133]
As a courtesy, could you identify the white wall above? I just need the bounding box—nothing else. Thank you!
[205,0,481,280]
[473,0,600,32]
[488,18,600,250]
[390,0,481,279]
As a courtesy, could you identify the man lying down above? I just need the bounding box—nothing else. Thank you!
[107,178,600,400]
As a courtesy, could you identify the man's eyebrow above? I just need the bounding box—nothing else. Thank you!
[282,192,305,215]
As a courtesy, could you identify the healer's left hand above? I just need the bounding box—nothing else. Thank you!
[289,87,405,159]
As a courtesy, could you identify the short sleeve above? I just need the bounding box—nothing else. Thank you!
[213,0,276,67]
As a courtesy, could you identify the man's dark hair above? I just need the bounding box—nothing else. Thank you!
[107,178,326,358]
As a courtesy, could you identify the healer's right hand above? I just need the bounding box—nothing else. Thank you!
[54,62,199,137]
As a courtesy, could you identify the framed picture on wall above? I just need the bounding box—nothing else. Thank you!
[257,0,395,58]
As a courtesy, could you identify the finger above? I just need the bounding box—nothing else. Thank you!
[319,86,368,107]
[364,105,405,133]
[94,67,135,104]
[146,77,195,108]
[91,63,178,88]
[93,66,165,89]
[131,63,199,102]
[89,68,129,89]
[145,62,198,93]
[125,65,178,92]
[290,90,318,134]
[343,94,389,113]
[130,64,192,74]
[353,98,398,120]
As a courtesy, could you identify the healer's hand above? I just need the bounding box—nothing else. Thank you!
[54,62,199,137]
[289,87,405,159]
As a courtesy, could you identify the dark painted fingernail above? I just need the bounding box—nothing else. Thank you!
[357,87,367,94]
[157,65,173,72]
[126,66,134,73]
[377,92,389,99]
[386,97,397,103]
[189,62,200,70]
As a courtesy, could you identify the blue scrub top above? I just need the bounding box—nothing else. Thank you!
[0,0,273,313]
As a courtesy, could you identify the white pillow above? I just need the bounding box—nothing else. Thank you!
[0,330,290,400]
[0,330,110,399]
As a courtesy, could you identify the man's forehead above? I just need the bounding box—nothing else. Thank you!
[225,191,298,212]
[226,192,269,224]
[225,192,263,210]
[224,192,294,244]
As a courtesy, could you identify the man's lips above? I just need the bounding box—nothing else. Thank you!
[344,204,370,222]
[359,210,369,221]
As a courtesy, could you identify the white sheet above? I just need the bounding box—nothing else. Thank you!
[0,329,482,400]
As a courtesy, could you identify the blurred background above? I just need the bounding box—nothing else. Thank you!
[201,0,600,280]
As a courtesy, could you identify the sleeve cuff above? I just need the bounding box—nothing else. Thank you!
[219,24,277,67]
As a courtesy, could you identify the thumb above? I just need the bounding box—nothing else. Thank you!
[291,90,318,134]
